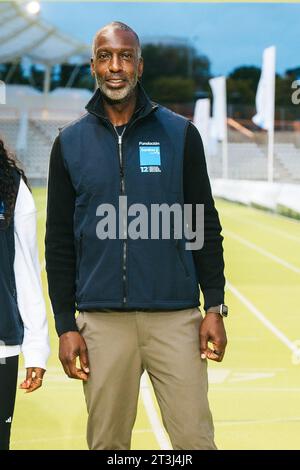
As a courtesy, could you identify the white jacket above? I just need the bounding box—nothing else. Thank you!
[0,179,50,369]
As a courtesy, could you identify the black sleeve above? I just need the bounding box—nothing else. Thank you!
[183,122,225,311]
[45,135,78,336]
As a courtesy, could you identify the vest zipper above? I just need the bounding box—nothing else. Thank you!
[108,107,158,306]
[114,126,127,305]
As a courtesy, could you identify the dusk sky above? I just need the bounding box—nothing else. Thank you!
[39,1,300,76]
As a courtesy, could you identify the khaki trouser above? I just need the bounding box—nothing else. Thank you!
[76,307,216,450]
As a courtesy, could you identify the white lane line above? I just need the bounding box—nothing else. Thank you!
[222,211,300,244]
[140,373,171,450]
[225,230,300,274]
[219,200,300,227]
[227,281,300,361]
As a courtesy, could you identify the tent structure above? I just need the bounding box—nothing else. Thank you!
[0,1,91,92]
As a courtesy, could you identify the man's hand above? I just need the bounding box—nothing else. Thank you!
[199,313,227,362]
[59,331,90,380]
[20,367,45,393]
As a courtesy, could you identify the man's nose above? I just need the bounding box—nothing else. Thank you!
[109,54,122,72]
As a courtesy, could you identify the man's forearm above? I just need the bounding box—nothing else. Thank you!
[45,135,78,336]
[183,122,225,310]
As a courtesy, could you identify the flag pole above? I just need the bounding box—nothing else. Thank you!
[268,60,275,183]
[222,77,228,179]
[268,125,274,183]
[252,46,276,183]
[209,76,228,179]
[222,118,228,179]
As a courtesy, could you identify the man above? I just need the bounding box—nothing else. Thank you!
[45,21,227,450]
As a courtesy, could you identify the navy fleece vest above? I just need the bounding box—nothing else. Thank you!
[60,105,200,311]
[0,171,23,346]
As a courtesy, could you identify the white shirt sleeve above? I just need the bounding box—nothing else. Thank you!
[14,179,50,369]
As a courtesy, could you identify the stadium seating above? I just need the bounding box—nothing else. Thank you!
[274,143,300,182]
[207,141,300,182]
[1,115,300,185]
[0,117,19,153]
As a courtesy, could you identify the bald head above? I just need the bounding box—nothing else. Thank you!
[91,21,144,103]
[92,22,142,60]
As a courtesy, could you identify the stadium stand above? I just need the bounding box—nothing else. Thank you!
[206,141,300,182]
[0,117,19,152]
[274,143,300,182]
[25,118,69,184]
[1,110,300,185]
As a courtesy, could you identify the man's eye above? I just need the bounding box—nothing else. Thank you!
[98,53,110,60]
[122,53,132,60]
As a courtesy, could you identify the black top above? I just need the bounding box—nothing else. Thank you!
[0,170,24,345]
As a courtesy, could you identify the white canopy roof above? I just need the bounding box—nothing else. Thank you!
[0,1,91,66]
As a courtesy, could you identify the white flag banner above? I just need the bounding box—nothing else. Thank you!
[252,46,276,130]
[0,80,5,105]
[209,76,227,141]
[193,98,210,153]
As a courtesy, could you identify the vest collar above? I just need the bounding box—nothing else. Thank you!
[85,81,157,123]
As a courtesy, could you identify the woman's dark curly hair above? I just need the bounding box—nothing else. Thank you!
[0,138,30,224]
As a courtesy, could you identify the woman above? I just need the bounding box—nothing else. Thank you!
[0,138,50,450]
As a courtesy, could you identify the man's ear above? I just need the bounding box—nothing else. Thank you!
[138,57,144,80]
[90,58,95,76]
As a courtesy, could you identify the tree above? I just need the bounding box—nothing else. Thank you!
[0,62,28,85]
[59,64,78,88]
[227,77,256,104]
[30,65,47,91]
[141,43,211,101]
[227,66,261,104]
[285,66,300,79]
[74,65,94,90]
[150,77,195,103]
[275,71,300,107]
[229,66,261,83]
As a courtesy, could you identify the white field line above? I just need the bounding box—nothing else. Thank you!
[225,229,300,275]
[222,211,300,244]
[219,200,300,227]
[227,281,300,359]
[21,333,171,451]
[41,225,300,277]
[140,373,171,450]
[17,369,167,448]
[38,221,300,444]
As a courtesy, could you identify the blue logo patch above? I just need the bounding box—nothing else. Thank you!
[139,143,161,173]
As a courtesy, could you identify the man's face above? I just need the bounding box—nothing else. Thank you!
[91,28,143,103]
